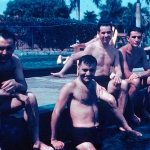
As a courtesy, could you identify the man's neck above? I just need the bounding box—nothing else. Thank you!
[127,43,138,53]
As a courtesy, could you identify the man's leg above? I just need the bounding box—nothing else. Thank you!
[76,142,96,150]
[141,77,150,118]
[107,79,128,113]
[99,89,142,136]
[23,92,53,150]
[127,78,141,124]
[0,93,53,150]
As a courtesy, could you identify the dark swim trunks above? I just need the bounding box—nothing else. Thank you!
[94,76,110,89]
[71,126,102,149]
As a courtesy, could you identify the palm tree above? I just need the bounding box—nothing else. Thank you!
[69,0,101,20]
[122,2,149,31]
[136,0,150,27]
[82,11,98,23]
[99,0,126,24]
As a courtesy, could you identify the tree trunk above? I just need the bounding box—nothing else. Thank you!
[76,0,80,20]
[136,0,141,27]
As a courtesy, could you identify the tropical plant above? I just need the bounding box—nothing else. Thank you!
[99,0,126,24]
[3,0,70,19]
[69,0,102,20]
[122,2,150,31]
[82,11,98,23]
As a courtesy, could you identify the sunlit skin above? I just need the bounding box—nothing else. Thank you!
[97,26,112,47]
[119,30,150,124]
[51,59,142,150]
[78,63,96,84]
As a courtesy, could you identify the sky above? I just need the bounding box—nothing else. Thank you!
[0,0,149,19]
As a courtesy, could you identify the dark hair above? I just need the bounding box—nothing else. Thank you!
[78,55,97,66]
[0,28,16,44]
[127,27,143,36]
[97,20,112,32]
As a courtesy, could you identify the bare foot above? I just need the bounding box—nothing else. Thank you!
[125,129,142,137]
[119,127,126,131]
[142,109,150,119]
[129,114,141,125]
[33,141,54,150]
[51,72,64,78]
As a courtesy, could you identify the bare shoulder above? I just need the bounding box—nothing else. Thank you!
[62,80,77,92]
[11,54,22,64]
[119,44,128,53]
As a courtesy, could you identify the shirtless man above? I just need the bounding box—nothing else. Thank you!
[119,27,150,124]
[51,55,141,150]
[0,29,53,150]
[51,21,128,114]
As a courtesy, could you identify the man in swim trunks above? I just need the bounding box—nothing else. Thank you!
[0,28,53,150]
[119,27,150,124]
[51,55,142,150]
[51,20,128,116]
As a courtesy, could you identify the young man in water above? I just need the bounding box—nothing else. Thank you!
[119,27,150,124]
[0,28,53,150]
[51,55,142,150]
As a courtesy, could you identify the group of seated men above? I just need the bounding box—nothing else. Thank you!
[51,21,150,149]
[0,19,150,150]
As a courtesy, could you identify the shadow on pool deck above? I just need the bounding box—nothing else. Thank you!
[1,70,150,150]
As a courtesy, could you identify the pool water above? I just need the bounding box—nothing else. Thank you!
[19,55,62,69]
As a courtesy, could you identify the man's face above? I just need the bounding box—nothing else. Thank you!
[0,36,14,63]
[97,26,112,45]
[127,31,142,47]
[78,62,96,83]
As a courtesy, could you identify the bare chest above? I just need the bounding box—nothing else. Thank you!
[74,86,97,106]
[126,53,141,69]
[92,49,115,66]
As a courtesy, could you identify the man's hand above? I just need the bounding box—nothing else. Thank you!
[1,80,18,92]
[113,76,122,86]
[51,139,65,150]
[128,73,139,81]
[70,44,81,52]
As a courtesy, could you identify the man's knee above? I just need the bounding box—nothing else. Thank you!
[131,78,140,87]
[76,142,96,150]
[121,80,128,91]
[26,92,37,104]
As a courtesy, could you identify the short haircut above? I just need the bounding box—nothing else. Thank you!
[0,28,16,44]
[78,55,97,66]
[97,20,112,32]
[127,27,143,36]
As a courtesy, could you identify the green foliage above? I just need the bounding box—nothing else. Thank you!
[3,0,70,19]
[82,11,98,23]
[0,16,97,50]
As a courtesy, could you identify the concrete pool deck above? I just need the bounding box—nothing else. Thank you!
[26,74,76,106]
[26,67,144,107]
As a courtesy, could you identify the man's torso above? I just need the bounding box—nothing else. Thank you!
[69,79,99,128]
[88,42,117,76]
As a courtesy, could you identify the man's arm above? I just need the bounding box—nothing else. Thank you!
[51,82,75,149]
[1,55,27,93]
[139,50,150,78]
[51,45,92,77]
[119,49,132,79]
[113,50,122,85]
